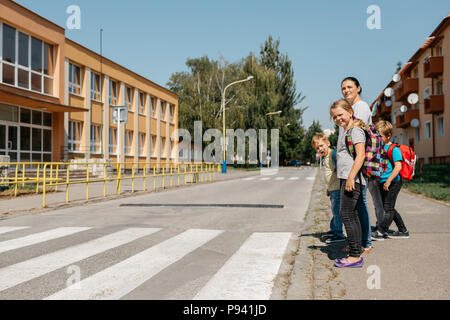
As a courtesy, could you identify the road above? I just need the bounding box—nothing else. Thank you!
[0,167,316,300]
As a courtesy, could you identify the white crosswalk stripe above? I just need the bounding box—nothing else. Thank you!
[0,227,91,254]
[0,228,160,292]
[289,177,300,180]
[45,229,223,300]
[0,226,30,235]
[242,177,256,181]
[0,226,293,300]
[194,232,292,300]
[274,177,285,180]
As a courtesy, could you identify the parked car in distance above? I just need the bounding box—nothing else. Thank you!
[287,160,302,167]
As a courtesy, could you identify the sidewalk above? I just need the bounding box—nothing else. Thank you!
[0,168,260,218]
[287,171,450,300]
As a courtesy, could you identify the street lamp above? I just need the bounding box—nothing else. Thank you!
[222,76,254,173]
[259,110,282,167]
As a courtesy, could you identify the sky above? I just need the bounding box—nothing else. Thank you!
[13,0,450,131]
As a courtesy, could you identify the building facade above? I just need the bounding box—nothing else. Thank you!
[0,0,178,167]
[372,14,449,164]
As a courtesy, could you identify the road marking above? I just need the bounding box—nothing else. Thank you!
[306,177,316,180]
[45,229,223,300]
[242,177,256,181]
[0,227,91,254]
[0,227,30,235]
[260,177,271,181]
[289,177,300,180]
[275,177,285,181]
[0,228,161,292]
[194,232,292,300]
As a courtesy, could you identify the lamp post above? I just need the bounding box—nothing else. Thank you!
[222,76,254,173]
[259,110,282,167]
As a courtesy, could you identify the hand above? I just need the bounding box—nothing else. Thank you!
[383,181,391,191]
[345,178,355,192]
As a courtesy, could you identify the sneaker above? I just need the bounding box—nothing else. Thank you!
[325,236,347,244]
[371,230,387,241]
[387,231,410,239]
[334,257,364,268]
[320,231,334,241]
[371,226,378,232]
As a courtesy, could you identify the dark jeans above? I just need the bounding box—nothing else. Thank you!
[378,179,407,234]
[339,179,363,257]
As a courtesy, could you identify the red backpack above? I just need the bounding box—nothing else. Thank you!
[387,144,417,181]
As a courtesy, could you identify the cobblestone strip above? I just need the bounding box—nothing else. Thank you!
[285,170,346,300]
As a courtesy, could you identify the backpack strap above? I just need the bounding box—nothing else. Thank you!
[345,129,355,159]
[387,144,400,166]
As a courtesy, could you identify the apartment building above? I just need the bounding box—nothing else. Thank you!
[372,13,449,164]
[0,0,178,167]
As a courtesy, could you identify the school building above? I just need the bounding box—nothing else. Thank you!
[371,13,450,164]
[0,0,179,167]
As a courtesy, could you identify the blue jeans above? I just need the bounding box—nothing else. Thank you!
[356,186,372,248]
[329,190,345,238]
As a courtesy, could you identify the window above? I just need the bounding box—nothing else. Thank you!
[68,120,82,152]
[170,139,174,159]
[437,117,444,137]
[399,133,403,145]
[125,86,133,111]
[138,91,145,114]
[124,130,133,155]
[437,81,444,95]
[437,45,443,56]
[138,133,146,156]
[415,126,420,142]
[425,121,431,140]
[161,101,166,120]
[424,86,431,100]
[69,62,81,95]
[1,23,54,94]
[161,137,166,157]
[109,127,117,154]
[151,135,156,156]
[90,124,102,154]
[151,97,156,117]
[91,73,101,101]
[393,112,397,125]
[169,104,174,123]
[109,80,117,105]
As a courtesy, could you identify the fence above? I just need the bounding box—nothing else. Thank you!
[0,161,221,208]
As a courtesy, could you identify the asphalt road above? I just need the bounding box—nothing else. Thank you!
[0,167,317,300]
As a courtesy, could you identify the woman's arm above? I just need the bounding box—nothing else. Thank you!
[345,142,365,192]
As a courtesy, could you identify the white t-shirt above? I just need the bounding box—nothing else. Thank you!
[336,127,367,186]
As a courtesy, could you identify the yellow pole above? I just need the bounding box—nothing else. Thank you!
[55,164,59,192]
[153,166,156,191]
[35,163,40,194]
[86,163,89,201]
[132,165,135,193]
[66,163,70,204]
[162,166,165,189]
[42,163,48,208]
[184,164,187,185]
[143,163,146,192]
[170,165,173,188]
[177,164,180,186]
[117,162,121,195]
[103,163,107,197]
[22,163,25,187]
[14,163,18,196]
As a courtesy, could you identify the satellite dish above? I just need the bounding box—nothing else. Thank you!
[384,87,394,97]
[393,74,401,83]
[411,119,420,128]
[399,105,408,113]
[407,93,419,105]
[385,100,392,107]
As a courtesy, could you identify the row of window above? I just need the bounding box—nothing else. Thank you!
[393,116,445,145]
[1,22,54,95]
[68,62,175,122]
[68,120,175,158]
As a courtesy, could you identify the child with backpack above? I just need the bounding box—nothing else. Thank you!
[371,120,411,240]
[330,99,373,268]
[312,133,346,244]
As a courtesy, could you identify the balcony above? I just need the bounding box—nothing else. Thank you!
[395,78,419,101]
[379,101,391,115]
[424,95,445,114]
[396,109,420,129]
[423,56,443,78]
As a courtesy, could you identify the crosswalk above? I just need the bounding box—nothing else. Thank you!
[0,225,293,300]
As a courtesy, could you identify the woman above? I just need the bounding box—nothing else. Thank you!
[340,77,383,252]
[330,99,366,267]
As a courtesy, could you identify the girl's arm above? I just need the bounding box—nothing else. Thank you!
[383,161,402,191]
[345,142,365,192]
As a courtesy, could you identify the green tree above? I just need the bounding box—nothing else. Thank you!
[302,120,323,162]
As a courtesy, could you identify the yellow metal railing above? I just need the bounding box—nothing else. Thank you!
[0,161,221,208]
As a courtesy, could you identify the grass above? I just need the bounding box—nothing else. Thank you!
[403,164,450,202]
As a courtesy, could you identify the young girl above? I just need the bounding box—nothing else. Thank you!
[330,99,367,268]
